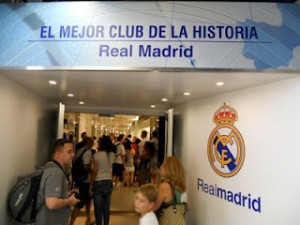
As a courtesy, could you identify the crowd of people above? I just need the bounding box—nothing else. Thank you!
[35,130,188,225]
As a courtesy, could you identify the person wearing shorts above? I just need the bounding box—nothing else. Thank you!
[70,137,94,225]
[123,138,135,187]
[112,134,126,188]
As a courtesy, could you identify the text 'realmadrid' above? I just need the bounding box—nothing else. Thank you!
[198,178,261,213]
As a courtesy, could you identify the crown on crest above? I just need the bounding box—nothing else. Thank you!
[213,103,238,124]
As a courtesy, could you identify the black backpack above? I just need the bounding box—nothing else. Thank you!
[7,168,44,224]
[112,143,120,155]
[8,161,67,224]
[71,148,89,185]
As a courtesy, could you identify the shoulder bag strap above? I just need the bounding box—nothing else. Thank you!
[167,182,178,204]
[52,160,68,180]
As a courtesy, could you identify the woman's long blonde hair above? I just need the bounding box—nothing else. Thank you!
[162,156,186,192]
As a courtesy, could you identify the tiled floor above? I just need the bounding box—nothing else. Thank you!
[74,185,140,225]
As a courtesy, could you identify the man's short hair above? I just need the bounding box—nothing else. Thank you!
[152,130,158,137]
[117,134,125,142]
[141,130,148,138]
[52,138,72,155]
[81,132,87,139]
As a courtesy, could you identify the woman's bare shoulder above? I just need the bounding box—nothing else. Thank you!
[159,181,172,191]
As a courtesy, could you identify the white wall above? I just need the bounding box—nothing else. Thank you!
[0,75,57,225]
[174,76,300,225]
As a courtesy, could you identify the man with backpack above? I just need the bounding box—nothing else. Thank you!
[70,136,94,225]
[112,134,126,189]
[35,139,80,225]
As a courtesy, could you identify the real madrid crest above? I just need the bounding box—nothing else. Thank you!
[207,103,245,178]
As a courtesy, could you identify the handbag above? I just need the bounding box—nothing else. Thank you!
[159,203,187,225]
[158,182,187,225]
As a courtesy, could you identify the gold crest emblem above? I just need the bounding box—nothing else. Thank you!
[207,103,245,177]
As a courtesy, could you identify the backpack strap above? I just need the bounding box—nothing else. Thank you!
[52,160,68,181]
[77,147,89,160]
[33,160,69,219]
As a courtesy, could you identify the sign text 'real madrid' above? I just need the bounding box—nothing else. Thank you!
[36,24,259,58]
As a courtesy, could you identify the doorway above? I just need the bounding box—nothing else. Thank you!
[64,112,166,225]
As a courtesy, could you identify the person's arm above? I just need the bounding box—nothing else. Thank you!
[84,163,92,173]
[45,195,79,210]
[134,145,140,161]
[131,148,135,156]
[121,154,126,164]
[152,182,171,211]
[120,145,126,164]
[89,158,98,195]
[83,150,93,173]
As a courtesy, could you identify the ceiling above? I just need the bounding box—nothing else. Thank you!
[1,69,299,116]
[0,0,299,133]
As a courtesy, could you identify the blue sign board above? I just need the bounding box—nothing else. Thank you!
[0,2,300,70]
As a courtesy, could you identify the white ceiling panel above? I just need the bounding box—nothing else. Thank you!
[1,69,298,115]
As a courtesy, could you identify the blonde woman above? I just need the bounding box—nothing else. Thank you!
[153,156,187,216]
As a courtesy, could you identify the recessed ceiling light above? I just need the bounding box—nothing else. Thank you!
[67,93,74,97]
[151,105,156,108]
[216,81,224,86]
[79,101,85,105]
[48,80,57,85]
[183,92,191,96]
[161,98,168,102]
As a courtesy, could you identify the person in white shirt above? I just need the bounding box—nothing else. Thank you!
[138,130,148,157]
[89,135,115,225]
[135,184,159,225]
[112,134,126,188]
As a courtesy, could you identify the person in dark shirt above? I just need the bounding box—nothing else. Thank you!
[75,132,87,151]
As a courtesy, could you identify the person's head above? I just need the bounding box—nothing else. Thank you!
[52,139,74,167]
[117,134,125,142]
[81,132,87,139]
[123,138,132,150]
[141,130,148,139]
[85,137,94,149]
[135,184,157,216]
[160,156,186,192]
[135,138,141,145]
[68,133,74,141]
[152,130,158,138]
[99,135,113,152]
